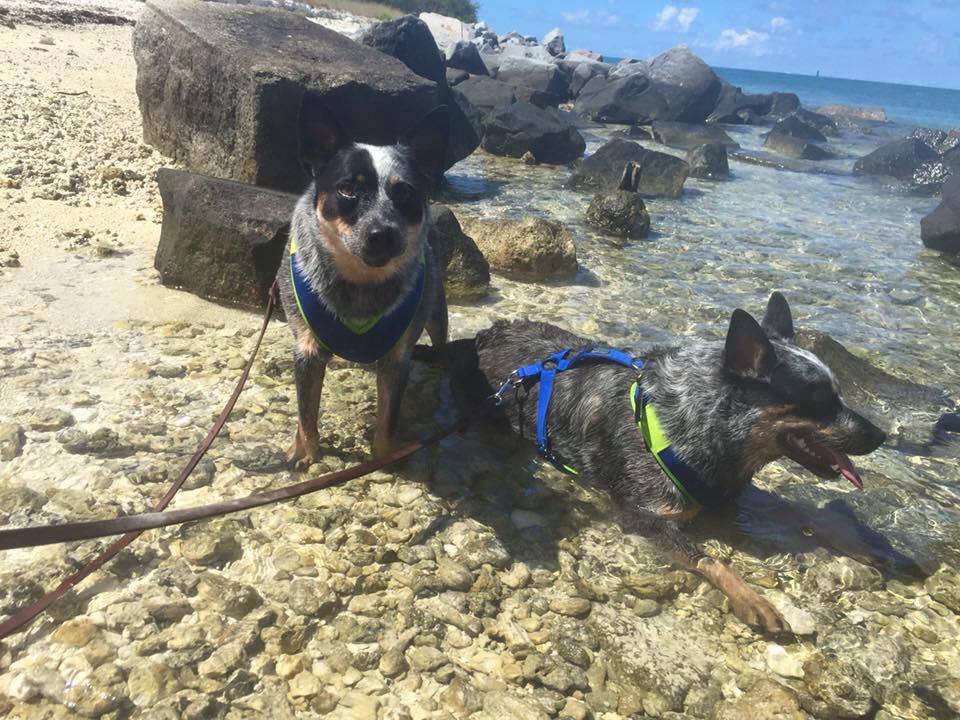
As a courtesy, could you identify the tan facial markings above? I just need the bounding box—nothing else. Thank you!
[741,403,823,474]
[314,202,423,286]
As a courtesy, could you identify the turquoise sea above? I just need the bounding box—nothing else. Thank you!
[714,66,960,130]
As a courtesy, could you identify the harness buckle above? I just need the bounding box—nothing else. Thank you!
[491,372,522,407]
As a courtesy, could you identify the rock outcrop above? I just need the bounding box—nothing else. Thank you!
[686,143,729,179]
[651,121,738,149]
[854,139,941,182]
[133,0,445,193]
[921,175,960,254]
[585,191,650,239]
[460,217,578,281]
[569,138,689,198]
[764,133,834,161]
[429,205,491,300]
[480,102,585,164]
[155,169,294,309]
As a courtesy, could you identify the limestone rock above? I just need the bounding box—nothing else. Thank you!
[460,216,578,281]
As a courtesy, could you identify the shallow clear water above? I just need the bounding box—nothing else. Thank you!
[443,122,960,567]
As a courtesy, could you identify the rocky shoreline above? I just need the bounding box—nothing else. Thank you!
[1,2,960,720]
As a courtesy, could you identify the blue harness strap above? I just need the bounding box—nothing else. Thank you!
[512,347,733,507]
[290,250,425,365]
[515,347,643,476]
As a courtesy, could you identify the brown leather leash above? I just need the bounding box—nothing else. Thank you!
[0,281,480,642]
[0,283,282,641]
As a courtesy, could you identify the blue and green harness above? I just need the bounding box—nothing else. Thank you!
[498,347,734,508]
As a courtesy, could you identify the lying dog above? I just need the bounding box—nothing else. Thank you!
[277,99,449,465]
[463,293,886,632]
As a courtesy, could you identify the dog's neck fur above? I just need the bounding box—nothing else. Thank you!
[290,190,428,319]
[642,342,764,493]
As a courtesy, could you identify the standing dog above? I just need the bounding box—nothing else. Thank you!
[277,99,449,466]
[463,293,887,632]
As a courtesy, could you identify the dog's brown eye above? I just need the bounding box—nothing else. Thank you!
[337,181,357,200]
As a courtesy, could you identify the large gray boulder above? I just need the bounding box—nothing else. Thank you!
[574,74,669,124]
[452,76,517,131]
[494,55,569,100]
[854,139,941,181]
[155,169,295,309]
[446,40,488,75]
[562,59,610,97]
[133,0,439,193]
[361,15,479,170]
[481,102,585,164]
[706,80,769,124]
[641,47,723,123]
[921,175,960,253]
[568,138,689,198]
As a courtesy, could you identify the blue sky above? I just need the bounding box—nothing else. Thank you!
[476,1,960,89]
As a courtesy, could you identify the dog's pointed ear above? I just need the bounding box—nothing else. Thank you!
[724,309,778,378]
[299,96,348,174]
[404,106,449,180]
[761,291,795,343]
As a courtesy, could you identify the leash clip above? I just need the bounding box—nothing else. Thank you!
[491,372,522,407]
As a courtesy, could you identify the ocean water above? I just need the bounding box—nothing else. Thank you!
[714,66,960,130]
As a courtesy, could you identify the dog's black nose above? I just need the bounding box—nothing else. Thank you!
[363,227,402,266]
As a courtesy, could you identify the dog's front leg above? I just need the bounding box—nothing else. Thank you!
[373,348,413,457]
[622,505,792,633]
[289,347,327,469]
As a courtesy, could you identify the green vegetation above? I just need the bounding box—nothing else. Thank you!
[378,0,479,23]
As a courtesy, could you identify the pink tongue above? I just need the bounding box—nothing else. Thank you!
[816,439,864,490]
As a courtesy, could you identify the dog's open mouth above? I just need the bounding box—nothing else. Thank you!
[782,432,864,489]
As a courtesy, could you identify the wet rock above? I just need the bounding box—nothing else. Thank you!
[178,521,243,567]
[921,175,960,254]
[0,485,45,516]
[924,565,960,613]
[441,676,485,715]
[764,132,834,161]
[651,120,738,149]
[687,143,730,180]
[127,662,181,707]
[569,138,689,198]
[0,423,24,461]
[555,636,591,668]
[632,598,661,617]
[800,652,875,718]
[460,216,578,282]
[818,104,888,123]
[428,204,490,301]
[560,697,590,720]
[549,597,592,618]
[23,407,74,432]
[773,113,828,142]
[483,690,550,720]
[501,562,532,589]
[287,578,338,618]
[766,643,806,678]
[407,646,449,672]
[436,557,474,591]
[909,127,960,155]
[339,689,380,720]
[57,427,131,457]
[622,570,698,599]
[711,678,806,719]
[134,0,442,191]
[481,102,585,164]
[585,190,650,239]
[805,556,884,593]
[155,169,293,310]
[854,138,940,182]
[50,617,101,647]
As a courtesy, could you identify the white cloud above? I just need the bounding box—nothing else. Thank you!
[561,9,619,27]
[713,27,771,55]
[654,4,699,33]
[770,16,789,31]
